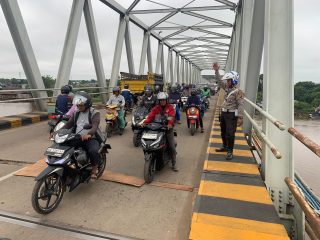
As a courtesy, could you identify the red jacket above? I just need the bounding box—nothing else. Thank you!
[144,104,175,126]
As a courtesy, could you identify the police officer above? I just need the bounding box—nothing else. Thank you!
[213,62,244,160]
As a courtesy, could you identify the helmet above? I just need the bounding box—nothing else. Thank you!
[72,91,92,108]
[157,92,168,100]
[67,85,73,92]
[145,86,152,96]
[124,84,129,89]
[204,85,208,90]
[222,72,238,85]
[61,85,70,94]
[112,86,120,92]
[191,89,197,96]
[171,86,177,92]
[154,85,161,92]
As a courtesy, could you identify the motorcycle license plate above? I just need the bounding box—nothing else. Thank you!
[142,133,157,140]
[45,148,65,157]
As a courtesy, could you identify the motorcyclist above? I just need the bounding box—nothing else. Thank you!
[154,85,161,95]
[61,91,101,180]
[140,86,157,111]
[201,85,211,109]
[168,85,182,124]
[121,84,133,109]
[186,89,204,133]
[106,86,126,135]
[141,92,178,171]
[55,85,72,115]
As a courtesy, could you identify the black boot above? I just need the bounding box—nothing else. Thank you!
[226,151,233,160]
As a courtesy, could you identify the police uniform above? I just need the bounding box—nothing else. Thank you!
[215,70,244,155]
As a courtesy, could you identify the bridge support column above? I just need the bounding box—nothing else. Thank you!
[147,34,153,73]
[173,53,180,85]
[1,0,47,111]
[155,41,162,74]
[241,0,264,141]
[84,0,107,102]
[181,58,185,84]
[263,0,301,238]
[55,0,85,92]
[125,21,135,74]
[110,16,127,90]
[139,31,149,74]
[166,49,173,86]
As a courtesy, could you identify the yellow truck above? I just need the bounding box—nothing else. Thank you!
[119,72,163,94]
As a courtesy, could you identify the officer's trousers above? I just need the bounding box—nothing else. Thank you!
[220,112,238,152]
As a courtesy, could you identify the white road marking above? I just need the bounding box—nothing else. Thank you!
[0,168,24,182]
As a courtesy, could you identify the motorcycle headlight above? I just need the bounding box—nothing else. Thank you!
[54,121,66,132]
[54,134,68,144]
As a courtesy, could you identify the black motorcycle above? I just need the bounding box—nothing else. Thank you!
[131,107,149,147]
[31,125,111,214]
[48,110,70,134]
[141,123,177,183]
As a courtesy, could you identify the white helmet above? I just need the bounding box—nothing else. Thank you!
[222,72,235,80]
[230,71,239,80]
[157,92,168,100]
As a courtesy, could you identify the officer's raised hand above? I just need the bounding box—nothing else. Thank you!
[237,117,243,127]
[213,62,220,71]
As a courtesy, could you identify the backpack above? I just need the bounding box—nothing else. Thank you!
[73,108,106,143]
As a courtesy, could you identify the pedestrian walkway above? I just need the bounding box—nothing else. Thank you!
[189,108,289,240]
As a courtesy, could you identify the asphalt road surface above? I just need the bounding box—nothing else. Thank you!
[0,96,217,240]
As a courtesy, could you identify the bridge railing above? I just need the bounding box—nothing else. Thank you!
[243,97,320,240]
[0,86,109,104]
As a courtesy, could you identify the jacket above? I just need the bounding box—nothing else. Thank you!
[144,104,175,126]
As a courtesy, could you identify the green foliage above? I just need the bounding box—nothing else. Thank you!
[42,75,56,97]
[294,101,314,113]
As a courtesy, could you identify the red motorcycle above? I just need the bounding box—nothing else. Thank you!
[186,105,200,136]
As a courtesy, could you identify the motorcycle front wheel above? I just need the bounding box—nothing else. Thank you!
[144,154,155,184]
[133,133,140,147]
[97,153,106,179]
[105,123,112,138]
[31,173,64,214]
[190,123,196,136]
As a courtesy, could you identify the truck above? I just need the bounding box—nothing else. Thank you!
[119,72,163,94]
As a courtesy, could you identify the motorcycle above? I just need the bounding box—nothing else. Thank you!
[31,125,111,214]
[131,107,149,147]
[187,105,200,136]
[181,96,188,112]
[48,110,70,135]
[201,96,209,111]
[105,105,121,137]
[141,122,177,183]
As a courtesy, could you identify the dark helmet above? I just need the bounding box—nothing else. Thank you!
[171,85,177,92]
[72,91,92,109]
[144,86,152,96]
[124,84,129,89]
[61,85,70,94]
[191,89,197,96]
[154,85,161,92]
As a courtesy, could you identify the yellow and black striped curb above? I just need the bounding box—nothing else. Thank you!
[189,108,289,240]
[0,112,49,131]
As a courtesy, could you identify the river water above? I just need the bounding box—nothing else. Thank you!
[294,120,320,196]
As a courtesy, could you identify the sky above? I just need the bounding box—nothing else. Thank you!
[0,0,319,83]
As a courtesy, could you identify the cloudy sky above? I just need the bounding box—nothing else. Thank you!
[0,0,319,83]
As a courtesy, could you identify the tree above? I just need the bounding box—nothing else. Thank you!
[42,75,56,96]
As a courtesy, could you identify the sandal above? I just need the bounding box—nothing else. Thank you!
[91,172,97,181]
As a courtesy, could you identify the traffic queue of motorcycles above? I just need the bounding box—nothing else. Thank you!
[32,85,211,214]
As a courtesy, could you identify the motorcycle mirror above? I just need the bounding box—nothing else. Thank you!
[83,124,92,129]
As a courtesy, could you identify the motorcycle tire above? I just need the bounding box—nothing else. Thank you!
[190,123,196,136]
[31,173,64,214]
[105,124,112,138]
[133,133,140,147]
[97,153,106,179]
[144,155,155,184]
